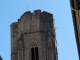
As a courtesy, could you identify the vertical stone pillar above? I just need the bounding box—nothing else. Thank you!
[10,22,18,60]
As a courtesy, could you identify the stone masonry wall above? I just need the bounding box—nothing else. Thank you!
[10,9,58,60]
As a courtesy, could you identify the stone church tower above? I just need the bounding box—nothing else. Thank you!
[10,10,58,60]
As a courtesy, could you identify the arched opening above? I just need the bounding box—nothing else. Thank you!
[31,48,35,60]
[31,47,39,60]
[30,39,39,60]
[35,47,39,60]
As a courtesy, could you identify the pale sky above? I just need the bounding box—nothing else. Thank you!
[0,0,79,60]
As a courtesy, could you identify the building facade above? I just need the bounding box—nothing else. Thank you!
[10,10,58,60]
[70,0,80,59]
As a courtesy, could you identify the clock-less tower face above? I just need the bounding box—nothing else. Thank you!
[10,10,58,60]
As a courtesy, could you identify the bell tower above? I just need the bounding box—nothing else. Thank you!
[10,9,58,60]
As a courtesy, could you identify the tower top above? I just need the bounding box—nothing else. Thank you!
[20,9,53,18]
[10,9,54,33]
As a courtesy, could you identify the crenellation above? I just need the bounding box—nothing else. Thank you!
[42,11,53,16]
[34,9,41,13]
[20,11,32,18]
[34,9,41,16]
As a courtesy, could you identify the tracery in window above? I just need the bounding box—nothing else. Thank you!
[31,40,39,60]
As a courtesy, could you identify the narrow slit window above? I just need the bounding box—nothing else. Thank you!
[35,47,39,60]
[31,48,35,60]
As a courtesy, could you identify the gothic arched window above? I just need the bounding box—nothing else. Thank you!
[31,40,39,60]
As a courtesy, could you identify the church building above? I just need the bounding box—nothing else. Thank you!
[10,10,58,60]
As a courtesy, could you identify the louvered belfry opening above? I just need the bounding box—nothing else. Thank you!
[31,47,39,60]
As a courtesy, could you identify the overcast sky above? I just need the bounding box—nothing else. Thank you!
[0,0,79,60]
